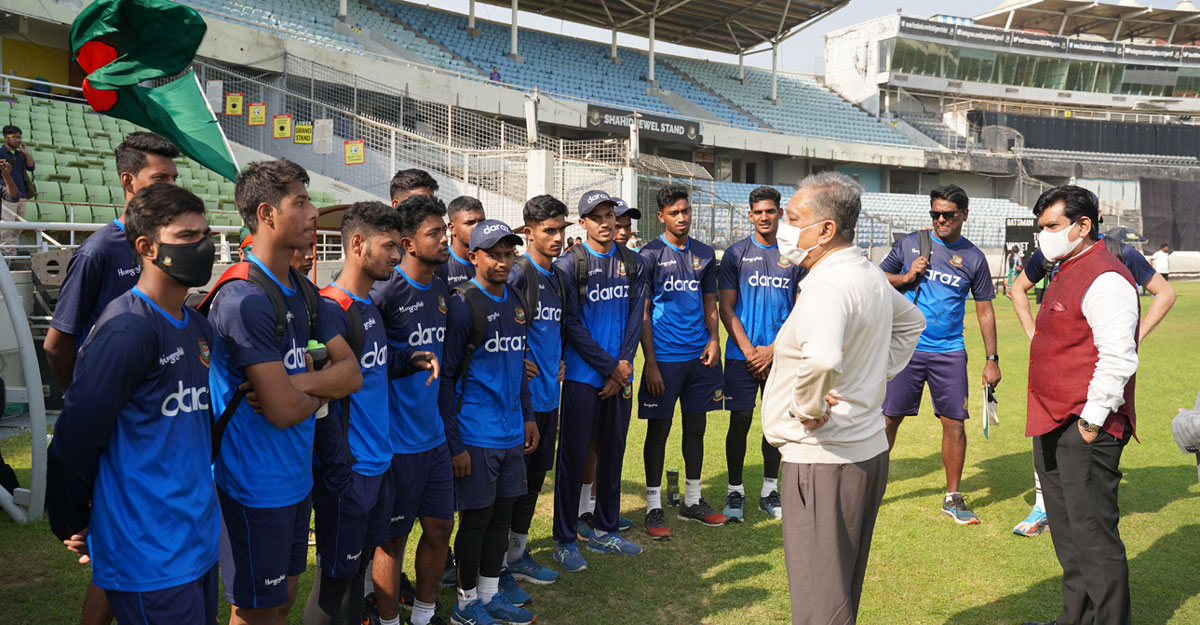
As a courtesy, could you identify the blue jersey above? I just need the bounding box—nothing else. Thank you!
[717,236,805,360]
[370,267,448,454]
[880,231,995,353]
[434,248,475,289]
[322,286,392,477]
[555,242,649,388]
[48,289,218,592]
[50,220,141,343]
[208,253,340,507]
[1024,240,1155,286]
[439,280,533,452]
[640,235,718,362]
[508,260,564,413]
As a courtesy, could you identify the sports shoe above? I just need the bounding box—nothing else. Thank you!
[441,551,458,588]
[362,592,380,625]
[617,516,633,532]
[759,491,783,520]
[585,531,643,556]
[399,572,417,608]
[507,550,559,585]
[552,541,588,572]
[404,616,448,625]
[576,512,595,540]
[644,507,672,540]
[723,491,745,522]
[482,594,536,625]
[942,493,980,525]
[498,569,531,607]
[1013,505,1049,537]
[451,599,500,625]
[678,498,729,526]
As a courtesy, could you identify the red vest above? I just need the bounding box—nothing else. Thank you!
[1027,241,1138,439]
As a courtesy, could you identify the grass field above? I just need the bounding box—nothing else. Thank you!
[3,281,1200,625]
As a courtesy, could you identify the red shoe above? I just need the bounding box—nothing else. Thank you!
[678,498,729,526]
[644,507,672,540]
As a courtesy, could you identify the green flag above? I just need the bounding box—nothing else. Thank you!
[69,0,238,181]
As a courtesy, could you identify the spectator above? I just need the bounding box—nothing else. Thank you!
[0,125,35,251]
[1151,243,1171,281]
[490,66,502,82]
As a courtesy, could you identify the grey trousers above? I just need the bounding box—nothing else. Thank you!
[780,451,889,625]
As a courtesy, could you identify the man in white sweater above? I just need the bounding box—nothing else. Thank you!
[762,171,926,625]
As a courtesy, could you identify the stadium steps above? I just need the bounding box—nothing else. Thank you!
[660,58,771,129]
[898,114,968,150]
[358,0,484,75]
[649,87,724,123]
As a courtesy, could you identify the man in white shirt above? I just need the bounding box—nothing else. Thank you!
[761,171,925,625]
[1151,243,1171,281]
[1022,186,1138,625]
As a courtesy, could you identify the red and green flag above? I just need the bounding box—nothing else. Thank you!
[69,0,239,181]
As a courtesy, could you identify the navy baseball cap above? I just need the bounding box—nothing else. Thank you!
[469,219,523,251]
[578,190,617,217]
[612,197,640,220]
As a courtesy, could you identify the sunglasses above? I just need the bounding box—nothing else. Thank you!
[930,210,961,222]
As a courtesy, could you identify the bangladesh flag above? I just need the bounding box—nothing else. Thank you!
[69,0,239,181]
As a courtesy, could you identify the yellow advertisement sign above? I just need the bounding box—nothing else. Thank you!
[248,102,266,126]
[273,114,292,139]
[294,123,313,145]
[224,93,243,116]
[344,139,365,165]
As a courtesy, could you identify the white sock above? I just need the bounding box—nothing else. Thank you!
[1034,471,1045,509]
[380,617,400,625]
[684,478,702,507]
[646,486,662,510]
[478,576,499,604]
[507,531,528,564]
[410,600,436,625]
[727,483,745,495]
[945,491,961,502]
[588,493,597,514]
[456,587,477,610]
[579,483,593,516]
[761,478,778,498]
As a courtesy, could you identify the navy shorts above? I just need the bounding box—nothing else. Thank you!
[527,409,558,473]
[456,444,527,511]
[638,358,724,419]
[106,565,218,625]
[882,349,970,420]
[389,442,455,538]
[217,488,310,609]
[723,358,766,411]
[313,470,394,579]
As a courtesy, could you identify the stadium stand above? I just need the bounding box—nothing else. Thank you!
[897,113,968,150]
[185,0,362,52]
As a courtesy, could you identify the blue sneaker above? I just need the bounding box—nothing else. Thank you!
[482,594,536,625]
[498,569,531,607]
[758,491,783,520]
[942,493,980,525]
[617,516,633,532]
[451,599,500,625]
[552,541,588,572]
[508,551,559,585]
[1013,505,1049,537]
[724,491,745,522]
[586,531,643,556]
[576,512,594,540]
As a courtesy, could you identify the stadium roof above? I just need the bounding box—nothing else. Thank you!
[469,0,849,54]
[975,0,1200,44]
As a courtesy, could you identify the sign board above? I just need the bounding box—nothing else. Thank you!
[247,102,266,126]
[273,114,292,139]
[344,139,365,165]
[1005,217,1038,269]
[205,80,223,111]
[225,93,243,116]
[294,123,313,145]
[313,119,333,155]
[586,105,701,145]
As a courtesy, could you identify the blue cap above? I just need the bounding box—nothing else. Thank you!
[611,197,640,220]
[469,219,523,251]
[578,190,617,217]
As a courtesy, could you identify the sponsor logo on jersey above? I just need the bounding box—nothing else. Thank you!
[363,317,377,332]
[950,254,964,268]
[587,284,629,302]
[747,271,790,289]
[482,223,510,235]
[198,340,211,368]
[265,575,286,587]
[283,339,307,371]
[360,342,388,369]
[437,295,447,314]
[487,311,500,322]
[286,310,295,323]
[925,269,963,287]
[515,306,527,324]
[692,256,701,270]
[743,255,764,263]
[589,267,603,276]
[159,347,185,366]
[408,323,445,346]
[662,278,700,292]
[659,259,677,268]
[116,265,141,278]
[398,300,426,315]
[778,255,792,268]
[534,302,561,322]
[347,550,362,561]
[161,380,209,417]
[484,331,526,353]
[617,261,627,276]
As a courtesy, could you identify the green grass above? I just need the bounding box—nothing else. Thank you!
[4,282,1200,624]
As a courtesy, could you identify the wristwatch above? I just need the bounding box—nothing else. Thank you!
[985,354,999,362]
[1079,419,1102,433]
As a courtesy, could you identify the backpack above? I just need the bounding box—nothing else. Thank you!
[448,280,529,415]
[568,242,639,310]
[193,261,322,461]
[317,286,369,466]
[514,254,566,317]
[911,229,933,304]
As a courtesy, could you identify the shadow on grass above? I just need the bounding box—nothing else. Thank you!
[943,524,1200,625]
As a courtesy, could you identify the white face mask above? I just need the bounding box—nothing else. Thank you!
[1037,221,1083,261]
[777,220,824,265]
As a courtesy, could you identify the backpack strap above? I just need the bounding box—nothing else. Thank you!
[1103,237,1124,263]
[570,243,589,306]
[318,285,366,468]
[913,230,933,305]
[451,281,492,415]
[615,244,640,313]
[515,255,541,319]
[291,267,321,338]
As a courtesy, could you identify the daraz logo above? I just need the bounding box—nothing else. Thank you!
[482,223,510,235]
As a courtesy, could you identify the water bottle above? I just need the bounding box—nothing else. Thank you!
[666,468,681,507]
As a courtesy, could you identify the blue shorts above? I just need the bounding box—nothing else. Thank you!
[882,349,970,420]
[106,565,218,625]
[313,470,394,579]
[217,488,310,609]
[527,410,558,473]
[456,444,527,511]
[638,358,724,420]
[389,443,454,538]
[723,358,766,411]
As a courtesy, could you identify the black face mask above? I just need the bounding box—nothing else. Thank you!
[153,237,216,288]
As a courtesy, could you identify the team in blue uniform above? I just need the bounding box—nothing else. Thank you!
[639,183,727,536]
[717,186,806,522]
[435,195,486,289]
[879,185,1000,526]
[47,184,219,625]
[553,190,648,571]
[439,220,540,625]
[369,193,453,625]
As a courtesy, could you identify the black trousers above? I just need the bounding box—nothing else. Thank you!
[1033,418,1131,625]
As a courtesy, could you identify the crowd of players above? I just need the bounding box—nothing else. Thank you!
[34,130,1169,625]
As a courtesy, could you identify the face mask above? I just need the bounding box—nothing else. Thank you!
[777,220,823,265]
[153,237,216,287]
[1037,221,1082,262]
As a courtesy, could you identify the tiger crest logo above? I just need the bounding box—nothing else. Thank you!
[691,256,701,270]
[617,261,627,276]
[622,383,633,399]
[778,255,792,268]
[713,388,724,402]
[515,306,527,324]
[950,254,964,269]
[198,340,211,368]
[437,295,447,314]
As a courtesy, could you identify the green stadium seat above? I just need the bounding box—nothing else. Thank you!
[60,182,87,202]
[79,169,105,186]
[218,181,235,196]
[218,198,237,213]
[203,181,220,196]
[33,202,67,222]
[109,187,124,203]
[87,186,112,204]
[36,182,62,202]
[65,205,93,223]
[91,205,119,223]
[56,167,81,183]
[74,137,94,150]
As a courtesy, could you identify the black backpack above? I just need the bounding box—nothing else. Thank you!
[195,262,321,461]
[448,280,529,414]
[568,242,639,310]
